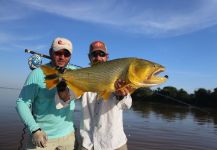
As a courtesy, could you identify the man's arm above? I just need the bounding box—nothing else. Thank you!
[16,70,40,132]
[16,69,48,148]
[115,94,132,110]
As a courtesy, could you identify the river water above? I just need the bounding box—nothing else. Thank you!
[0,89,217,150]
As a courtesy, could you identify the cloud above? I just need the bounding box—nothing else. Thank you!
[0,32,47,52]
[5,0,217,37]
[0,0,31,21]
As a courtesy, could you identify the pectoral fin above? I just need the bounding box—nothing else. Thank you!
[99,91,111,101]
[128,88,136,94]
[66,81,84,99]
[45,78,59,90]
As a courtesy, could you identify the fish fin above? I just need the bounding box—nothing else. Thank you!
[100,91,111,101]
[40,65,60,89]
[66,81,84,98]
[40,65,59,76]
[129,88,136,94]
[45,78,59,90]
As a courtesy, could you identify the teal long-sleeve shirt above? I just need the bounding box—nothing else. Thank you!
[16,63,76,139]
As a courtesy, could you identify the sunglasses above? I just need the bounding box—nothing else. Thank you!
[54,50,71,57]
[90,51,107,57]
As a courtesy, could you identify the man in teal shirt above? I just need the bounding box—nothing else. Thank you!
[16,37,77,149]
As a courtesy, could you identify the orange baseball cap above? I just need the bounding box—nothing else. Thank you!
[89,41,107,53]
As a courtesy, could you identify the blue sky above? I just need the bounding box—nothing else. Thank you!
[1,0,217,93]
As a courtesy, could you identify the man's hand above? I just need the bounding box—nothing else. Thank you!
[32,130,48,148]
[58,88,71,102]
[114,79,135,97]
[57,80,70,102]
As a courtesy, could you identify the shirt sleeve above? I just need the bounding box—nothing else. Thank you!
[116,93,132,110]
[80,93,94,150]
[16,69,41,133]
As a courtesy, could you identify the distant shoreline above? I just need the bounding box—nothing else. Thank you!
[132,86,217,108]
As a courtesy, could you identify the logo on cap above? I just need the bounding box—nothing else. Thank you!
[58,40,64,45]
[94,42,103,47]
[89,41,107,53]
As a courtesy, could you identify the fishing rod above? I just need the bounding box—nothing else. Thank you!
[25,49,51,59]
[0,86,21,90]
[25,49,83,68]
[18,125,27,150]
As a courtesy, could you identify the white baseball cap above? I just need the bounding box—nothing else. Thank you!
[51,37,73,54]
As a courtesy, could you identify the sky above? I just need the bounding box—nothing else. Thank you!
[1,0,217,94]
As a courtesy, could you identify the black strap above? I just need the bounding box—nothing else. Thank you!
[32,128,41,134]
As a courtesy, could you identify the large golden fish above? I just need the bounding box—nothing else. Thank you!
[41,57,168,100]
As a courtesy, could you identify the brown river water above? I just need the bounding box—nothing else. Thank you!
[0,89,217,150]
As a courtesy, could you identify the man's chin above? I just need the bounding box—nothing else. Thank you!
[56,62,67,67]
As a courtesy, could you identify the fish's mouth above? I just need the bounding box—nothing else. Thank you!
[147,67,168,83]
[154,67,165,76]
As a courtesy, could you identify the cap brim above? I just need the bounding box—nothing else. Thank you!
[53,48,72,54]
[91,49,107,53]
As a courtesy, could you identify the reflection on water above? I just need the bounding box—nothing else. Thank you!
[0,90,217,150]
[132,100,217,129]
[128,101,217,150]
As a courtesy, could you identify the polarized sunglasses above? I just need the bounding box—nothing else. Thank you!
[54,50,71,57]
[90,51,107,57]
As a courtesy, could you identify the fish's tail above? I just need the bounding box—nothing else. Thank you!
[40,65,60,89]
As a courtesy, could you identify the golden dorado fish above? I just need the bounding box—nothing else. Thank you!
[41,57,168,100]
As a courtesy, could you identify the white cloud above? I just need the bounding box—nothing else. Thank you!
[0,32,47,52]
[4,0,217,37]
[0,0,31,21]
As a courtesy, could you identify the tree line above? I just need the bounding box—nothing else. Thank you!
[131,86,217,108]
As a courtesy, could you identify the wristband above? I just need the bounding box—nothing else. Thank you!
[32,128,41,134]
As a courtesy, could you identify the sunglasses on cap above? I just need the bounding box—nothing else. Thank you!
[90,51,107,57]
[54,50,71,57]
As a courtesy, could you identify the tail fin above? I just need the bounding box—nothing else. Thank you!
[40,65,59,89]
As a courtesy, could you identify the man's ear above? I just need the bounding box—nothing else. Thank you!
[49,48,53,56]
[88,54,91,61]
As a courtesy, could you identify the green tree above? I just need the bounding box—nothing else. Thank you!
[131,87,153,101]
[194,88,211,106]
[177,88,191,102]
[210,88,217,106]
[161,86,178,98]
